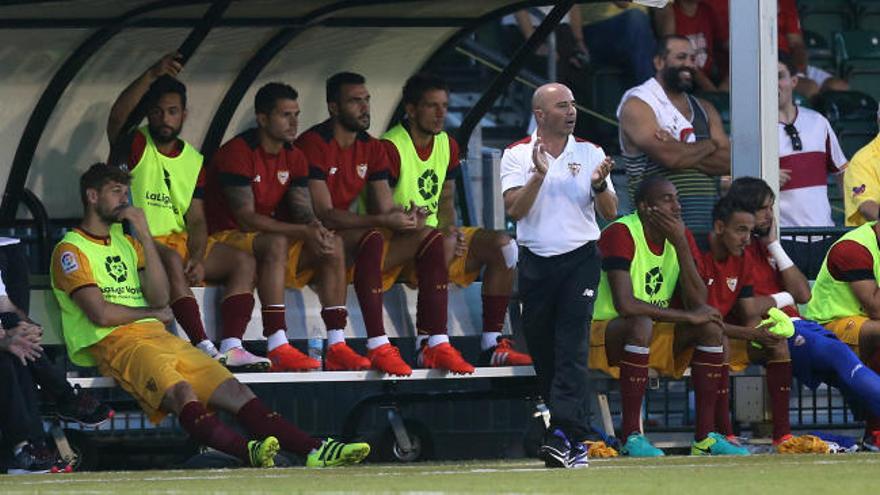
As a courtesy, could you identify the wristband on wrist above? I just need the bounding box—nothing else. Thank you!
[770,291,795,309]
[591,180,608,194]
[767,240,794,271]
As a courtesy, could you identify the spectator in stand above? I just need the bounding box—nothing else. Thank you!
[703,0,847,99]
[843,110,880,226]
[657,0,727,92]
[617,35,730,232]
[776,54,847,229]
[580,2,658,85]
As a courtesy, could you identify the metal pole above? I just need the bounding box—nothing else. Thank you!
[730,0,778,192]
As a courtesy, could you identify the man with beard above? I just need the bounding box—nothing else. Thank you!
[203,82,355,373]
[294,72,473,376]
[617,35,729,232]
[776,55,847,229]
[107,54,270,371]
[381,73,531,367]
[590,177,740,457]
[50,164,371,467]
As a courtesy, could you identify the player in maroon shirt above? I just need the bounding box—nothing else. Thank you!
[695,194,796,449]
[296,72,474,375]
[204,82,358,373]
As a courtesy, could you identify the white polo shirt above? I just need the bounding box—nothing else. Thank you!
[500,132,613,257]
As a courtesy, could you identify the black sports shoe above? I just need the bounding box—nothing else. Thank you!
[7,443,56,475]
[56,384,114,427]
[539,429,571,468]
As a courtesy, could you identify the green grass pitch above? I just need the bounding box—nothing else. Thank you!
[2,454,876,494]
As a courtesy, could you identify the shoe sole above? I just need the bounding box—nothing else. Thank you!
[539,446,570,468]
[224,361,271,372]
[56,413,111,428]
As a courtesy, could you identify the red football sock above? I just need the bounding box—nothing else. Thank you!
[415,230,448,336]
[353,230,386,338]
[482,294,509,334]
[179,401,249,463]
[171,296,209,344]
[321,306,348,331]
[715,364,734,437]
[691,348,724,441]
[619,348,649,438]
[261,306,286,338]
[220,293,254,340]
[236,398,321,455]
[767,360,793,441]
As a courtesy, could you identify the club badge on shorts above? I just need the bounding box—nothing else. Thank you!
[567,162,581,176]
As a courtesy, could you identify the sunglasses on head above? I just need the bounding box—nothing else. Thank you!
[783,123,802,151]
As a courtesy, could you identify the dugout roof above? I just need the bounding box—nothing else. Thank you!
[0,0,578,221]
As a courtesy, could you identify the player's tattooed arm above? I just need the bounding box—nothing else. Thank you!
[284,186,316,224]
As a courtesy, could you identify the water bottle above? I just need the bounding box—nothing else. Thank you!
[307,337,323,371]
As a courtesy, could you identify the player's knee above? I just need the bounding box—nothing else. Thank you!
[698,322,724,347]
[165,381,198,411]
[262,234,290,263]
[627,316,654,347]
[417,228,444,261]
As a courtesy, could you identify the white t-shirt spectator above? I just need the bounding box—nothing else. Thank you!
[778,107,847,227]
[500,132,613,257]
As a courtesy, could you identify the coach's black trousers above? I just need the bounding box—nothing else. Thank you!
[518,241,600,442]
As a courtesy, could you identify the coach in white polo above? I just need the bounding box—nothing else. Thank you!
[500,82,616,469]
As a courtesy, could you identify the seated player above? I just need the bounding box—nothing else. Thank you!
[590,176,743,457]
[727,177,880,452]
[381,73,530,366]
[693,194,798,451]
[296,72,473,375]
[51,164,370,468]
[204,82,354,372]
[106,54,268,371]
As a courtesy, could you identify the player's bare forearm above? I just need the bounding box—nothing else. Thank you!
[437,181,456,229]
[138,235,170,307]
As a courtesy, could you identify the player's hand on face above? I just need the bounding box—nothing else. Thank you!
[183,259,205,286]
[645,206,685,243]
[760,214,778,245]
[150,52,183,79]
[116,206,148,230]
[531,137,550,176]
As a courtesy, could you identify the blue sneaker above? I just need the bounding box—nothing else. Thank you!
[620,433,665,457]
[691,432,750,456]
[568,441,589,469]
[539,429,571,468]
